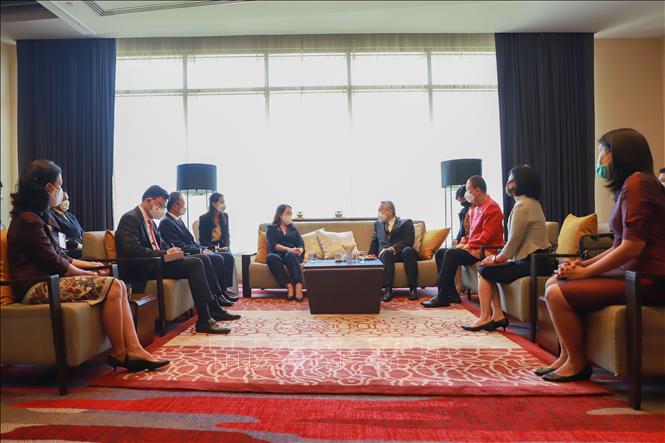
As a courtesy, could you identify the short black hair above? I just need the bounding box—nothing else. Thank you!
[455,185,466,200]
[598,128,654,194]
[509,165,541,199]
[142,185,169,201]
[167,191,183,210]
[659,167,665,175]
[467,175,487,193]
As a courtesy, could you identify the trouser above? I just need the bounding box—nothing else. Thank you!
[435,248,479,300]
[379,246,419,289]
[214,251,235,289]
[194,252,234,293]
[267,251,303,286]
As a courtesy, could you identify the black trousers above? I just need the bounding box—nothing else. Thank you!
[435,248,479,300]
[267,251,303,286]
[379,246,419,289]
[155,256,216,323]
[202,251,234,291]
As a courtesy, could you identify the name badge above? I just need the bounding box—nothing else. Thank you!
[58,232,67,249]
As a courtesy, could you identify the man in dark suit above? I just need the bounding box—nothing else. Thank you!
[368,201,419,302]
[115,185,239,334]
[160,192,237,304]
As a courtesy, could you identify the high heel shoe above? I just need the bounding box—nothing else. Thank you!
[542,364,593,382]
[123,356,170,373]
[107,354,125,372]
[461,320,495,332]
[492,317,509,331]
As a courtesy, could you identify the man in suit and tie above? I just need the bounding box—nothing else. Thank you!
[115,185,240,335]
[160,191,237,305]
[368,201,419,302]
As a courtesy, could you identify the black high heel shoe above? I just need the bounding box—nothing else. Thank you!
[492,317,510,332]
[107,354,125,372]
[461,320,495,332]
[534,366,557,376]
[124,356,170,373]
[542,364,593,382]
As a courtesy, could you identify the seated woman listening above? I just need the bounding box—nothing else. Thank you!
[541,128,665,382]
[7,160,169,373]
[50,191,84,259]
[461,165,551,332]
[198,192,230,252]
[266,204,305,302]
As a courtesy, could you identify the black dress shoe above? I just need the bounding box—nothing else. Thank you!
[534,367,557,376]
[382,287,393,302]
[542,365,593,382]
[450,294,462,304]
[460,320,496,332]
[195,321,231,334]
[217,294,235,307]
[408,288,419,301]
[224,292,240,302]
[421,296,450,308]
[210,309,241,321]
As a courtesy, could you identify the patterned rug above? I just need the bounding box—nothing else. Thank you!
[91,298,607,396]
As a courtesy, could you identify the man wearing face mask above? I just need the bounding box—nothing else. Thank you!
[50,191,84,259]
[115,185,240,335]
[658,167,665,188]
[160,191,237,305]
[368,201,419,302]
[423,175,504,308]
[198,192,230,252]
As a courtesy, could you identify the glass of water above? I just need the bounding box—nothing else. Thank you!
[308,251,317,263]
[358,251,366,262]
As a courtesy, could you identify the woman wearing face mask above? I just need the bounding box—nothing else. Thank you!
[198,192,230,252]
[540,128,665,382]
[7,160,169,372]
[265,204,305,301]
[50,191,84,259]
[461,165,550,332]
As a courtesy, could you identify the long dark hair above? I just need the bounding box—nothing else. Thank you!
[10,159,62,217]
[599,128,654,195]
[207,192,224,218]
[272,204,291,226]
[509,165,541,199]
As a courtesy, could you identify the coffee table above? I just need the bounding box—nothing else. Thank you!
[303,259,384,314]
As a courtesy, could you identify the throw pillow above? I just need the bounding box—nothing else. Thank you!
[104,230,117,260]
[419,228,450,260]
[0,229,14,305]
[413,222,425,251]
[256,230,268,264]
[302,229,325,262]
[556,213,597,254]
[316,230,359,259]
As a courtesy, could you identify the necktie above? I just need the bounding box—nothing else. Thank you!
[147,220,159,250]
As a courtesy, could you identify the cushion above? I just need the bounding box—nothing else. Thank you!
[556,213,597,254]
[419,228,450,260]
[413,223,425,251]
[256,231,268,264]
[302,229,325,262]
[104,230,117,259]
[316,230,359,259]
[1,229,14,306]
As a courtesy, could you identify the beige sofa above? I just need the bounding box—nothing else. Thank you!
[82,231,194,333]
[242,219,441,297]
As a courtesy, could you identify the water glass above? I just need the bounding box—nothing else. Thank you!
[358,251,366,262]
[334,252,343,262]
[308,251,317,263]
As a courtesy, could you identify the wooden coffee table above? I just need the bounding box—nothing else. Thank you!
[303,259,384,314]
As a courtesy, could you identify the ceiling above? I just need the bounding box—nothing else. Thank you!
[1,1,663,43]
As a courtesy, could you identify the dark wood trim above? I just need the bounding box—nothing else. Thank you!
[241,254,255,298]
[45,274,67,395]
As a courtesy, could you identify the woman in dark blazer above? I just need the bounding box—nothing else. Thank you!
[50,191,84,258]
[266,204,305,301]
[198,192,230,251]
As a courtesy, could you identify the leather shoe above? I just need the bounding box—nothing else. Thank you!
[210,309,241,321]
[408,288,419,301]
[196,321,231,334]
[124,355,170,372]
[450,294,462,304]
[217,294,235,307]
[542,365,593,382]
[224,292,239,302]
[460,320,495,332]
[533,367,557,376]
[382,287,393,302]
[421,296,450,308]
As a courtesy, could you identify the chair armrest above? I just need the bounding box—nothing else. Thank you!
[0,274,61,288]
[242,252,258,258]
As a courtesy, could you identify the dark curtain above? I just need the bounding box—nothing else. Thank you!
[17,39,116,231]
[495,33,595,224]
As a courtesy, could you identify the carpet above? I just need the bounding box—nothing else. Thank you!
[91,298,607,396]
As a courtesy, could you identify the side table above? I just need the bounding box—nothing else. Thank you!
[129,293,158,347]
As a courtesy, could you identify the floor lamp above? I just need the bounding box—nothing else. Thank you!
[440,159,482,247]
[176,163,217,230]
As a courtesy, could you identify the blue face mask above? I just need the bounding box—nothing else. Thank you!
[595,158,610,180]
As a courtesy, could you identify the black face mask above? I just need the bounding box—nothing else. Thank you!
[460,201,471,208]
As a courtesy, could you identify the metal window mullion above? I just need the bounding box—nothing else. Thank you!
[264,52,270,122]
[182,54,189,159]
[426,50,433,122]
[346,51,352,122]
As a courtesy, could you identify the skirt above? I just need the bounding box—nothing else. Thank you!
[22,276,115,306]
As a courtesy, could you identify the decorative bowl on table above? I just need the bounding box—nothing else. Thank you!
[334,210,343,218]
[296,211,304,219]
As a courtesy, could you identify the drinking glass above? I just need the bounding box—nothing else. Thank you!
[358,251,366,262]
[334,252,343,262]
[308,251,317,263]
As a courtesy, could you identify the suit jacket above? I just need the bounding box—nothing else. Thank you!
[7,211,73,300]
[159,212,199,250]
[198,211,230,248]
[369,217,415,256]
[50,208,84,250]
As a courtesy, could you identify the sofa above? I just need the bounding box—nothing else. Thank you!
[242,219,444,297]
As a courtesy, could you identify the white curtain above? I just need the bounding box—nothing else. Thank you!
[113,34,501,253]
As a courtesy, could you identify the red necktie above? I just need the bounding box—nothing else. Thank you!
[147,220,159,250]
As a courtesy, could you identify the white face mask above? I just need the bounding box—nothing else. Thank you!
[150,204,166,220]
[464,191,474,204]
[49,186,64,208]
[59,200,70,212]
[179,206,187,216]
[378,213,387,223]
[282,215,292,225]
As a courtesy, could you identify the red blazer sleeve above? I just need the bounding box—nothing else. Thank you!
[467,204,504,249]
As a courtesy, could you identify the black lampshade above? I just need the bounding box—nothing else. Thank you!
[177,163,217,195]
[440,159,482,188]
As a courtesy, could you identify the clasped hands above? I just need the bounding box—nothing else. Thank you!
[480,254,508,266]
[554,258,589,280]
[286,247,304,256]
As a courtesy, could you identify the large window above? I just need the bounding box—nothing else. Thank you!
[114,51,500,252]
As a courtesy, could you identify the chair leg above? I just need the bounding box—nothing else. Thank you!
[56,357,68,396]
[625,271,642,410]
